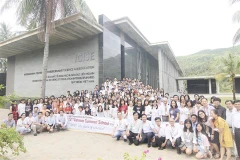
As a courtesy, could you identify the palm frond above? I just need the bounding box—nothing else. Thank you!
[233,27,240,45]
[0,0,20,13]
[230,0,240,5]
[215,73,228,82]
[233,10,240,23]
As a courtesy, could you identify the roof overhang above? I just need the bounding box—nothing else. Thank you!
[176,74,240,80]
[113,17,184,76]
[0,13,103,58]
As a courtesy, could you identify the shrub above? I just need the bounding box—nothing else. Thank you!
[0,124,27,157]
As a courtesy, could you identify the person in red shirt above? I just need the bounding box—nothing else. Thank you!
[118,99,128,118]
[64,103,72,114]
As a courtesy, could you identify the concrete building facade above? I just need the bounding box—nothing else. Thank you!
[0,12,183,97]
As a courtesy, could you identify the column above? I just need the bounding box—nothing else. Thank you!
[158,49,163,89]
[208,79,212,94]
[120,31,125,80]
[216,81,220,94]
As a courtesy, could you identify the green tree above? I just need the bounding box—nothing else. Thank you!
[0,0,95,98]
[215,53,240,100]
[0,22,12,41]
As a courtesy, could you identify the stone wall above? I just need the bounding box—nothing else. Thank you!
[7,36,99,97]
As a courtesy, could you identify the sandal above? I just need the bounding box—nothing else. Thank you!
[214,153,220,159]
[208,151,213,159]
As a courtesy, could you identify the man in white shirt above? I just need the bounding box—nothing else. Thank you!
[201,98,215,117]
[166,118,182,154]
[232,100,240,159]
[126,112,142,146]
[152,117,167,150]
[112,112,128,142]
[140,114,157,148]
[225,100,236,127]
[32,112,44,136]
[56,110,68,131]
[159,98,170,122]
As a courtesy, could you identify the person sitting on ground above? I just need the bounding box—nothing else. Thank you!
[140,114,157,148]
[46,111,55,133]
[180,119,194,155]
[152,117,167,150]
[126,112,142,146]
[32,112,44,136]
[165,118,182,154]
[16,113,31,135]
[112,112,128,142]
[56,110,68,131]
[193,123,212,159]
[3,113,15,128]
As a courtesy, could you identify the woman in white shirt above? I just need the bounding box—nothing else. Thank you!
[180,119,194,155]
[151,100,159,123]
[16,113,31,135]
[144,100,152,121]
[179,101,189,125]
[104,104,111,118]
[126,100,134,122]
[97,105,104,117]
[18,99,26,117]
[110,101,118,119]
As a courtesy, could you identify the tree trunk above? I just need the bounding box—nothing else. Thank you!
[40,1,52,98]
[232,76,236,101]
[40,29,49,98]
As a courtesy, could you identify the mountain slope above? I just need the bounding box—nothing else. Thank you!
[176,45,240,76]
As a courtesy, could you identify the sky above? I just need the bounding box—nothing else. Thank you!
[0,0,240,56]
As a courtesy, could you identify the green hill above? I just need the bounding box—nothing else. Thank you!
[176,45,240,76]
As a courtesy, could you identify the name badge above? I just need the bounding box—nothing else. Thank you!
[186,139,190,143]
[171,115,174,119]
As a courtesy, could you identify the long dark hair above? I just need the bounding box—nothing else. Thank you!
[197,110,208,123]
[195,123,207,143]
[183,119,193,132]
[170,100,178,108]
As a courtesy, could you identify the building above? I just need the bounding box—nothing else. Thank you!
[0,10,183,97]
[177,75,240,94]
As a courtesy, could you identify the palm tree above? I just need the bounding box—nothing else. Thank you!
[1,0,95,97]
[231,0,240,44]
[215,53,240,100]
[0,22,12,41]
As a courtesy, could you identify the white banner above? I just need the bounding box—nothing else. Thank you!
[67,115,115,134]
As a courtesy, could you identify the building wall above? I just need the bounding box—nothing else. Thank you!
[99,14,159,88]
[9,36,99,97]
[6,56,15,95]
[161,51,182,93]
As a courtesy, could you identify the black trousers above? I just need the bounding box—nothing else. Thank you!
[235,128,240,157]
[141,132,154,145]
[166,137,182,149]
[127,131,140,146]
[152,136,166,148]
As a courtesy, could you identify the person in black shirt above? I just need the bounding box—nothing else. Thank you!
[213,98,226,120]
[133,99,145,118]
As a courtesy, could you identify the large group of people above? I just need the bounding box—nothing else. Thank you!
[2,77,240,160]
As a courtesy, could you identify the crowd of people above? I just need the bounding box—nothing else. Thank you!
[2,77,240,160]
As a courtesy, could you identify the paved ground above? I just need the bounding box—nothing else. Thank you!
[0,109,236,160]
